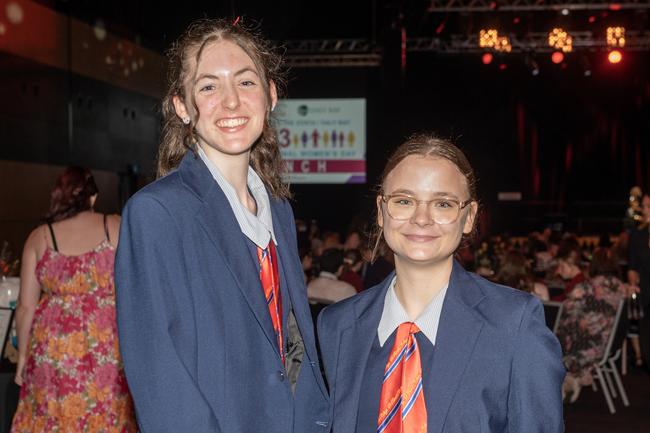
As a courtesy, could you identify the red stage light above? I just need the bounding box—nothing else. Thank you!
[513,17,520,24]
[588,16,596,23]
[551,51,564,64]
[609,3,621,11]
[499,63,507,70]
[482,52,494,65]
[608,50,623,64]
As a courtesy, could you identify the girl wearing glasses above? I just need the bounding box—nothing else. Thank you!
[318,133,564,433]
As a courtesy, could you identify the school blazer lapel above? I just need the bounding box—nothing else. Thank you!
[269,198,329,398]
[332,276,392,433]
[179,153,280,359]
[426,261,486,433]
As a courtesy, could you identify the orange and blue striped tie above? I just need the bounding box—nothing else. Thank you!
[257,241,284,363]
[377,322,427,433]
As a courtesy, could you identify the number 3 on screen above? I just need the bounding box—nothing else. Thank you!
[278,128,290,147]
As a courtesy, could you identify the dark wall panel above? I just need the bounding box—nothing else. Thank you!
[0,52,160,174]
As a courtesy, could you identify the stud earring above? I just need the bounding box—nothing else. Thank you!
[182,117,190,125]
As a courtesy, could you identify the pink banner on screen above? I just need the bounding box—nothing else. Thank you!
[286,160,366,173]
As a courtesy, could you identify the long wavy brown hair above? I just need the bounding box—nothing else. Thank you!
[158,18,290,199]
[368,133,479,262]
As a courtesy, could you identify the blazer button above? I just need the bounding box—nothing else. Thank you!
[278,371,285,381]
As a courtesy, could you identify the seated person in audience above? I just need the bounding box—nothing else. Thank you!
[495,250,549,301]
[322,231,342,251]
[551,242,585,301]
[555,248,628,403]
[343,230,362,251]
[340,248,365,292]
[307,248,357,304]
[535,231,562,274]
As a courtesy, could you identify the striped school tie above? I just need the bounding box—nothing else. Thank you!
[257,241,284,363]
[377,322,427,433]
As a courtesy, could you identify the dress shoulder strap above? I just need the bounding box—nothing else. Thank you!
[103,214,111,243]
[47,222,59,252]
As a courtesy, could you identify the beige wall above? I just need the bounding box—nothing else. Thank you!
[0,160,120,261]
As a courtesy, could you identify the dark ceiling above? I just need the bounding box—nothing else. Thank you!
[31,1,650,62]
[34,0,383,53]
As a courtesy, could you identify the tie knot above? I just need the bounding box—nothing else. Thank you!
[399,322,421,335]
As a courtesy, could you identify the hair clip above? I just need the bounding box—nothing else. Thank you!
[232,16,241,26]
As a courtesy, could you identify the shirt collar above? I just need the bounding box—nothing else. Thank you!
[198,147,277,248]
[318,271,338,280]
[377,276,449,347]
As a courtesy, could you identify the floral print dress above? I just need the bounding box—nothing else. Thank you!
[11,239,137,433]
[556,274,626,385]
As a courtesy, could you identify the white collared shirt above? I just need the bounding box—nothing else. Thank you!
[377,276,449,347]
[198,147,277,249]
[306,271,357,305]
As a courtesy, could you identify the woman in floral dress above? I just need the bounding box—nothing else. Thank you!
[11,167,136,433]
[556,247,628,403]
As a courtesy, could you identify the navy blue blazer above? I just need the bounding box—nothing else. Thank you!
[115,152,329,433]
[318,261,565,433]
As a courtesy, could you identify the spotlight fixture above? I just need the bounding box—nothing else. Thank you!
[495,36,512,52]
[551,51,564,64]
[479,29,498,48]
[608,50,623,64]
[479,29,510,52]
[482,52,494,64]
[524,54,540,76]
[606,27,625,48]
[549,28,573,53]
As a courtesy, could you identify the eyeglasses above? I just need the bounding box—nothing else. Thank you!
[381,194,473,224]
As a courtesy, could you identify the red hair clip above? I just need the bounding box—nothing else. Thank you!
[232,16,241,26]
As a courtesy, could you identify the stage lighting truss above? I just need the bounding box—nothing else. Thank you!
[283,39,382,67]
[282,30,650,66]
[283,39,374,53]
[407,30,650,53]
[285,54,383,67]
[428,0,650,12]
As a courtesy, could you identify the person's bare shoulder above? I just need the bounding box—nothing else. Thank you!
[23,224,49,259]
